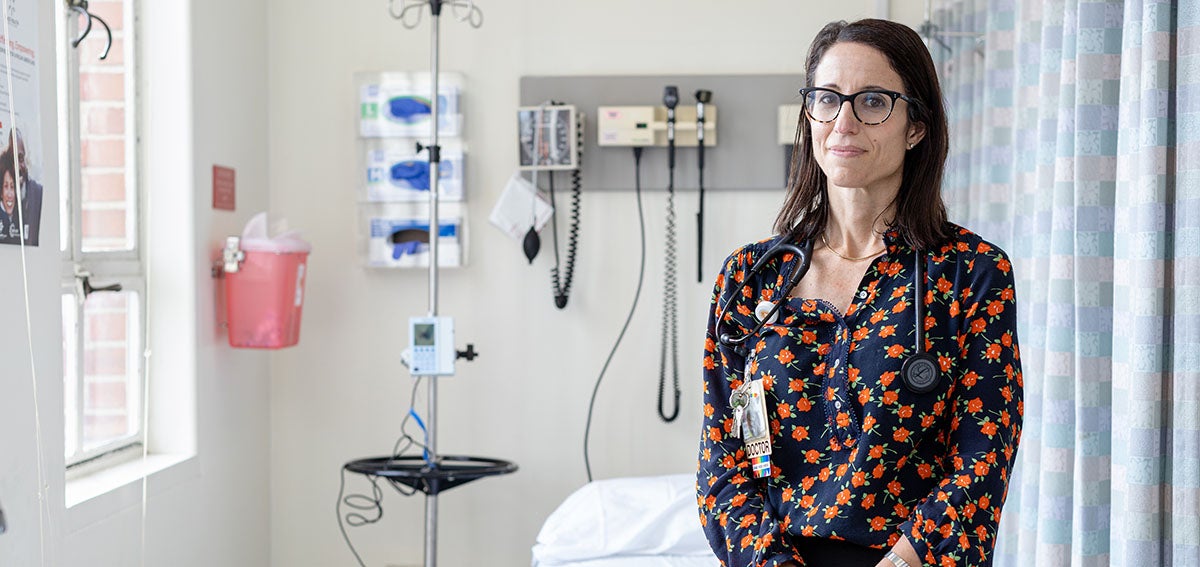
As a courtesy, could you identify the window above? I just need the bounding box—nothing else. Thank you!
[56,0,144,468]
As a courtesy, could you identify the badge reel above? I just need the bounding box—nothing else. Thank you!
[729,300,779,479]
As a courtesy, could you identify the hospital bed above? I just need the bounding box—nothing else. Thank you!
[531,474,720,567]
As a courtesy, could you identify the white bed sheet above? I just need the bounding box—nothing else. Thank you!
[531,474,719,567]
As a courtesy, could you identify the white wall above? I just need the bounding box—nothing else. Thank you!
[267,2,925,566]
[1,0,273,565]
[0,0,65,564]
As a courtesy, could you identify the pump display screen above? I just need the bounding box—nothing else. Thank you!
[414,323,436,346]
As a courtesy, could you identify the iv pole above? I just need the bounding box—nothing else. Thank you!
[390,2,483,566]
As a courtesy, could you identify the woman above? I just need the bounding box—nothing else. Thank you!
[0,147,17,243]
[697,19,1022,567]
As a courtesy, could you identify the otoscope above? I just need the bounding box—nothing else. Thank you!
[695,89,711,283]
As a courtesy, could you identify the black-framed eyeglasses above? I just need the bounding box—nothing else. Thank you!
[799,87,917,125]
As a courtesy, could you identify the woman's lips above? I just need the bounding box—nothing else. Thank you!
[828,145,865,157]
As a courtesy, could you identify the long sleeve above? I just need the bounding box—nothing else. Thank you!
[698,248,802,567]
[899,246,1024,566]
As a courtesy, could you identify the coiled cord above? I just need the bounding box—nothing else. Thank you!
[658,141,681,423]
[548,117,582,309]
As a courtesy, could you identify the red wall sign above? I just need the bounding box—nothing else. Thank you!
[213,165,236,211]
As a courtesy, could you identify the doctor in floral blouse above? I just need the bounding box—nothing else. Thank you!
[698,19,1023,567]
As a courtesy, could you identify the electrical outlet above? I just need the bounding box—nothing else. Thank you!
[596,105,718,147]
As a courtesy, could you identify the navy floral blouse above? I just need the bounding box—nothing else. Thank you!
[697,225,1023,567]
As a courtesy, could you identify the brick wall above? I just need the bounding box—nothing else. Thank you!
[78,0,131,253]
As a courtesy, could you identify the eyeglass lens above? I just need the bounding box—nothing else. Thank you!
[805,89,896,125]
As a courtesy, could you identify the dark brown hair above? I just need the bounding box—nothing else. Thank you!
[775,18,951,250]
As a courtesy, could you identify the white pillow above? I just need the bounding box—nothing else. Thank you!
[531,474,714,564]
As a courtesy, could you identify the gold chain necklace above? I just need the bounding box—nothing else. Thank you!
[820,233,886,262]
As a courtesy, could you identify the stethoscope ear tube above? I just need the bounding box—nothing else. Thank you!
[717,240,942,395]
[715,239,813,351]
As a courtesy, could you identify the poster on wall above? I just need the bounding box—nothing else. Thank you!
[0,0,42,247]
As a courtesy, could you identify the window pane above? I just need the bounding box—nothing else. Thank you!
[63,294,79,458]
[79,0,135,253]
[81,290,141,451]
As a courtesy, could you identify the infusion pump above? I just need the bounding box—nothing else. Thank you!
[405,316,456,376]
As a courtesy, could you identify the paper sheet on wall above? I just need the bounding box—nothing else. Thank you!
[0,1,43,247]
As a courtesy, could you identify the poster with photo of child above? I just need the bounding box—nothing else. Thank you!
[0,0,44,247]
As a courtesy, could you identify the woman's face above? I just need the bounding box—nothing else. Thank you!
[1,170,13,215]
[808,42,925,195]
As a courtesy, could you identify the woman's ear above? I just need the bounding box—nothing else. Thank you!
[907,121,927,148]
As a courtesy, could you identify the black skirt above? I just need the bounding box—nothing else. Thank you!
[792,536,887,567]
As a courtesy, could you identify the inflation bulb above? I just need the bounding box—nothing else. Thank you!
[523,227,541,263]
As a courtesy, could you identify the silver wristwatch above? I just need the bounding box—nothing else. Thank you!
[885,550,913,567]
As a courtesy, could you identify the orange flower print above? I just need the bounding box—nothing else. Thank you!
[981,421,998,436]
[870,516,888,531]
[777,348,795,365]
[936,276,953,294]
[974,461,990,477]
[887,344,906,358]
[1000,287,1015,301]
[739,533,754,550]
[987,301,1004,317]
[996,257,1011,273]
[962,371,978,387]
[917,463,932,479]
[805,449,821,463]
[801,330,817,344]
[792,426,809,442]
[949,300,960,317]
[824,505,840,519]
[879,325,896,338]
[898,405,913,419]
[882,390,899,405]
[893,427,911,442]
[731,493,747,507]
[970,317,987,334]
[967,398,983,413]
[861,493,876,509]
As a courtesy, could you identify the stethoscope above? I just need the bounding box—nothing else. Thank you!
[716,237,941,395]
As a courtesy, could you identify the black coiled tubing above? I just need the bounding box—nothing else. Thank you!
[548,115,582,309]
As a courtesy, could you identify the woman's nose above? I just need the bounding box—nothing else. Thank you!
[833,101,859,134]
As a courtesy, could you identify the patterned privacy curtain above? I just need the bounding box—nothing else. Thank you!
[927,1,1198,566]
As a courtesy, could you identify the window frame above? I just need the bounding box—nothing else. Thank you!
[57,0,148,470]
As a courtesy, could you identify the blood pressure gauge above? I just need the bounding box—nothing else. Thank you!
[517,104,580,170]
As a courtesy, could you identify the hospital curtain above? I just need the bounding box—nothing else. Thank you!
[928,1,1199,566]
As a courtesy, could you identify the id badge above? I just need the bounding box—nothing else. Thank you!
[742,377,772,478]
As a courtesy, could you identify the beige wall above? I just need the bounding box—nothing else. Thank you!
[267,1,928,565]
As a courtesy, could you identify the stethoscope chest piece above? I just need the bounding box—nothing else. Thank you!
[900,352,940,394]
